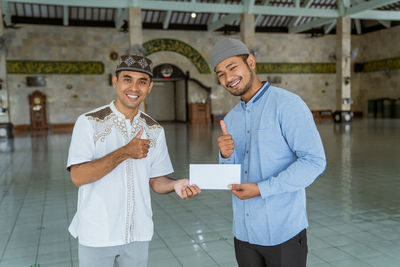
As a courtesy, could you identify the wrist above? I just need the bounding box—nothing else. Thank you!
[118,145,130,161]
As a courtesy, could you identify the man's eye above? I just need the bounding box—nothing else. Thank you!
[124,79,131,82]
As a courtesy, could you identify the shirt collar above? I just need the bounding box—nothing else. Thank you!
[240,82,270,109]
[109,101,141,122]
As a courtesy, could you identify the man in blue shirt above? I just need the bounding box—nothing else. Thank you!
[210,38,326,267]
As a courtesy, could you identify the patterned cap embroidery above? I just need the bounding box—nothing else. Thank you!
[116,54,153,77]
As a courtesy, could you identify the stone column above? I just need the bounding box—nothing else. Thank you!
[0,0,10,124]
[128,7,143,53]
[336,17,352,112]
[128,7,146,112]
[0,0,4,34]
[240,13,255,48]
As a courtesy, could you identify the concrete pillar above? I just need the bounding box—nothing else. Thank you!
[336,17,352,112]
[0,0,4,34]
[240,13,255,48]
[0,0,10,124]
[128,7,146,112]
[128,7,143,53]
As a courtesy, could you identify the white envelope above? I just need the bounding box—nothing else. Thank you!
[189,164,241,190]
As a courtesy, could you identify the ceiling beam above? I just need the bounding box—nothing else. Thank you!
[345,0,400,16]
[115,8,128,30]
[7,0,338,17]
[163,10,172,29]
[253,6,339,18]
[291,0,315,27]
[209,0,222,23]
[289,18,336,34]
[354,18,362,34]
[63,5,68,26]
[9,0,129,8]
[208,0,255,31]
[350,10,400,20]
[2,0,12,26]
[324,20,337,34]
[208,13,240,31]
[139,1,244,13]
[244,0,256,13]
[254,0,269,27]
[4,0,399,22]
[378,20,391,28]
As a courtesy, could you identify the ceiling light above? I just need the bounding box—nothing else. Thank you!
[191,12,197,18]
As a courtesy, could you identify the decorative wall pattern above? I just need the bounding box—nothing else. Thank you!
[6,60,104,74]
[256,63,336,74]
[354,57,400,73]
[143,38,211,74]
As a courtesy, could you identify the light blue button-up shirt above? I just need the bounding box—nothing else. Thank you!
[219,82,326,246]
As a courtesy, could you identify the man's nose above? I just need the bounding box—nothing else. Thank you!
[226,72,235,83]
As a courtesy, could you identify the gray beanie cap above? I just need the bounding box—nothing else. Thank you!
[209,38,250,71]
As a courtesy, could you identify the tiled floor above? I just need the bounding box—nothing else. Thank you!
[0,119,399,267]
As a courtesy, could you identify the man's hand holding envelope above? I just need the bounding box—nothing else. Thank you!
[190,120,260,199]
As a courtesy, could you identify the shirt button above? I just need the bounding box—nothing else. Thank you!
[247,130,250,134]
[247,110,250,113]
[246,213,249,216]
[244,171,247,174]
[246,150,249,154]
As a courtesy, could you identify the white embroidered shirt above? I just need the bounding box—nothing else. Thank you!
[67,101,173,247]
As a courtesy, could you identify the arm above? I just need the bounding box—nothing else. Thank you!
[257,97,326,199]
[149,176,201,200]
[70,127,150,187]
[70,146,129,187]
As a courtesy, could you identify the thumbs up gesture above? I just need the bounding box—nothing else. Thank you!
[125,126,151,159]
[217,120,235,158]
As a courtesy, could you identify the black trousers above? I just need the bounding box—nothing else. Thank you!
[234,229,307,267]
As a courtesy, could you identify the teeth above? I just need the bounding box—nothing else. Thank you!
[127,95,138,99]
[230,79,240,87]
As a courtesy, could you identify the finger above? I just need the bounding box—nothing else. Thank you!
[135,126,144,139]
[185,187,193,197]
[220,120,229,136]
[230,184,242,191]
[231,190,241,198]
[191,185,202,194]
[142,144,150,152]
[180,188,188,199]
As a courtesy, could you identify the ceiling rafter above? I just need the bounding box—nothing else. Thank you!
[1,0,399,34]
[289,0,400,33]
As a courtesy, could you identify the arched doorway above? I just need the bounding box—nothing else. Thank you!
[145,63,212,123]
[145,64,187,122]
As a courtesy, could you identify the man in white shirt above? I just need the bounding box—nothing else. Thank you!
[67,54,201,267]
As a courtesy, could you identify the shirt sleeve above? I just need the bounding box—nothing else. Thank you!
[149,128,174,178]
[66,115,95,171]
[219,151,236,164]
[257,97,326,198]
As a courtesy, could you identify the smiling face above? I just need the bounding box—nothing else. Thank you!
[215,54,258,102]
[113,70,153,119]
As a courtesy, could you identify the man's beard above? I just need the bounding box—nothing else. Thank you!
[229,70,254,97]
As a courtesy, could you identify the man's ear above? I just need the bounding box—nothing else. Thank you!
[247,54,256,70]
[112,75,118,88]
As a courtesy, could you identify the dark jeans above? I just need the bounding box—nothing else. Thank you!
[234,229,307,267]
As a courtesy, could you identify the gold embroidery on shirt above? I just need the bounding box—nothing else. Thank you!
[136,112,162,148]
[86,107,116,143]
